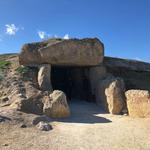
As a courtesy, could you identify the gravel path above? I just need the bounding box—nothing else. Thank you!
[0,100,150,150]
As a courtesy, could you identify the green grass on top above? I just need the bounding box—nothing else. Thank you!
[0,60,11,69]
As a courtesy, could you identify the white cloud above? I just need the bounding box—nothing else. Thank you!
[38,31,51,39]
[63,34,69,39]
[37,32,70,40]
[5,24,19,35]
[38,31,45,39]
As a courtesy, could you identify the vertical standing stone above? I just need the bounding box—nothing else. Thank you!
[38,64,52,91]
[96,76,126,114]
[88,66,126,114]
[88,65,107,97]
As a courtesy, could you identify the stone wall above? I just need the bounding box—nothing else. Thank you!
[104,57,150,91]
[16,38,150,118]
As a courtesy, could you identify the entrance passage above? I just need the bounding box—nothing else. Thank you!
[51,66,94,102]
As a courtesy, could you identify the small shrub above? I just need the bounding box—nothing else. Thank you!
[15,66,29,74]
[0,60,11,69]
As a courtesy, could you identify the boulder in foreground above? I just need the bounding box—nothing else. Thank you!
[126,90,150,117]
[19,38,104,66]
[96,76,126,114]
[43,90,70,118]
[36,121,52,131]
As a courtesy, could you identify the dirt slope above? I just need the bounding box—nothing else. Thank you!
[0,54,150,150]
[0,100,150,150]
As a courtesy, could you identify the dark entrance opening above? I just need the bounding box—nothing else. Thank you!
[51,66,94,102]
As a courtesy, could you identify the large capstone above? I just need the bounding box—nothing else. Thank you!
[19,38,104,66]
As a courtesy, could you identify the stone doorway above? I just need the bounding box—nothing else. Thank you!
[51,66,94,102]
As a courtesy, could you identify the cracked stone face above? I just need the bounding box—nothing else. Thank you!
[19,38,104,66]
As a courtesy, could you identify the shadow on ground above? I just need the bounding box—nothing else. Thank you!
[0,100,112,125]
[54,113,111,124]
[34,100,112,124]
[55,100,112,124]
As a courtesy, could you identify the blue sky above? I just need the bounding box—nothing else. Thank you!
[0,0,150,62]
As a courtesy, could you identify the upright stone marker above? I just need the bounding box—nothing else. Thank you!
[38,64,52,91]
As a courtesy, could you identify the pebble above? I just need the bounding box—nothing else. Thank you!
[36,121,52,131]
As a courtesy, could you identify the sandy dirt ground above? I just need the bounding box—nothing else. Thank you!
[0,100,150,150]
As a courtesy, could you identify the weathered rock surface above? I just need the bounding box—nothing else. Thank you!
[10,82,44,114]
[104,57,150,91]
[126,90,150,117]
[19,38,104,66]
[96,76,126,114]
[43,90,70,118]
[32,116,52,125]
[88,65,107,98]
[104,56,150,72]
[38,64,52,91]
